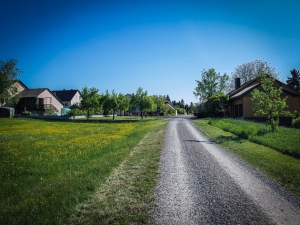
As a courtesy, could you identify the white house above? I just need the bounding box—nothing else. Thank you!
[52,89,81,108]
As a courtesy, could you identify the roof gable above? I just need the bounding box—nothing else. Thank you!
[52,90,80,102]
[20,88,63,104]
[229,77,300,100]
[230,83,260,99]
[15,80,29,89]
[228,78,259,97]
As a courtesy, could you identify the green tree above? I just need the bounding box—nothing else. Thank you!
[101,91,112,117]
[130,87,152,119]
[0,59,23,106]
[118,93,129,116]
[146,96,157,117]
[203,94,229,117]
[286,69,300,93]
[80,86,99,119]
[189,102,196,115]
[251,74,291,132]
[152,95,167,116]
[110,90,119,120]
[194,68,229,102]
[68,103,82,119]
[174,105,186,115]
[101,90,122,119]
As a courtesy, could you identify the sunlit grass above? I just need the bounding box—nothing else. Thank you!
[208,118,300,158]
[68,119,168,224]
[192,119,300,197]
[0,117,164,224]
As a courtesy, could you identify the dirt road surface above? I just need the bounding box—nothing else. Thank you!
[149,116,300,225]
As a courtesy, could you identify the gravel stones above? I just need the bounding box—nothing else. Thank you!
[149,116,300,225]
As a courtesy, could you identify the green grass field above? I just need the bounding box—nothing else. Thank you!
[0,117,167,224]
[208,118,300,158]
[192,119,300,197]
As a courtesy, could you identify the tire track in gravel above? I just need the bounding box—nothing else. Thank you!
[149,116,300,225]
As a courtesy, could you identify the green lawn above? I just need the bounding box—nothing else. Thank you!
[192,119,300,197]
[208,118,300,158]
[0,117,167,224]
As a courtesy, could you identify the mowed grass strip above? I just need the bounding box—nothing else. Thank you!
[192,119,300,197]
[208,118,300,158]
[0,118,166,224]
[67,119,168,225]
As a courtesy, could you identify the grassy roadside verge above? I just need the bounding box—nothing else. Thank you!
[67,119,168,224]
[192,119,300,197]
[208,118,300,158]
[0,118,167,224]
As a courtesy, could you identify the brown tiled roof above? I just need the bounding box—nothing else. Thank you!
[20,88,47,97]
[228,77,300,100]
[20,88,64,104]
[230,83,260,99]
[228,79,258,97]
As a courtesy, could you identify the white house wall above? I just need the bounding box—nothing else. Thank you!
[38,90,63,112]
[70,91,81,106]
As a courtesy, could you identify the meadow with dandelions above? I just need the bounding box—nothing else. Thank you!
[0,117,163,224]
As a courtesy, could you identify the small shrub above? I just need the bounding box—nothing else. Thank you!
[22,111,32,116]
[292,117,300,129]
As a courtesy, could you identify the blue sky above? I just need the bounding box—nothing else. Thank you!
[1,0,299,104]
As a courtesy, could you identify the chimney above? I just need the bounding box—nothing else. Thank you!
[235,78,241,90]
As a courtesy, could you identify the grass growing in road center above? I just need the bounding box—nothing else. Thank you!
[0,118,167,224]
[192,119,300,198]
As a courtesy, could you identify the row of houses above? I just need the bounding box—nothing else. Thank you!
[2,80,82,115]
[1,80,178,117]
[4,76,299,120]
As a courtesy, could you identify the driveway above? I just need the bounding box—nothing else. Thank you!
[149,116,300,225]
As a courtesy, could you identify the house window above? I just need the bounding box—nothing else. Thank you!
[64,103,69,107]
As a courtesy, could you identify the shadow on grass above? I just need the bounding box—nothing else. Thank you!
[256,129,269,136]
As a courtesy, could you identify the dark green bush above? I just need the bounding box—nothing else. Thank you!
[22,111,32,116]
[292,117,300,129]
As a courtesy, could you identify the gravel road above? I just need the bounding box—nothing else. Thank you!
[149,116,300,225]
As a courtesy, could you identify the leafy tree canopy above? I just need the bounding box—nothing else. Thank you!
[118,93,129,116]
[229,60,279,91]
[203,93,229,118]
[0,59,23,105]
[194,68,229,102]
[130,87,152,119]
[251,73,291,132]
[80,86,99,119]
[100,90,121,119]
